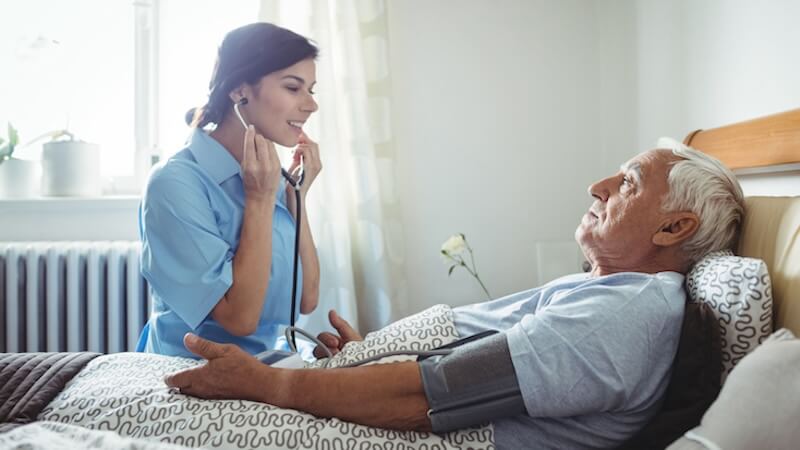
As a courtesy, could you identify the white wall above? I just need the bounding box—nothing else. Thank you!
[635,0,800,196]
[387,0,638,312]
[388,0,800,314]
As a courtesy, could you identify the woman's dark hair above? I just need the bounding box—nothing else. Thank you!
[191,23,318,128]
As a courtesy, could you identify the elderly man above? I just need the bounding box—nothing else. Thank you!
[165,145,744,449]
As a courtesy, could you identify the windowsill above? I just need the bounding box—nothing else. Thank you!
[0,196,141,242]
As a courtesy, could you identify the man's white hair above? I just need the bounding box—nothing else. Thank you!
[656,137,745,265]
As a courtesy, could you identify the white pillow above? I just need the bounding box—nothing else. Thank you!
[40,305,494,449]
[686,250,773,381]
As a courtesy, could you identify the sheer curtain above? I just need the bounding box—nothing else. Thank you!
[259,0,408,334]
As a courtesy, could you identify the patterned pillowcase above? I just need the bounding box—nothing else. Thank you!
[39,304,493,449]
[686,250,773,381]
[308,303,459,368]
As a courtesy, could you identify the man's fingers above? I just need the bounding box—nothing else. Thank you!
[328,310,361,342]
[164,367,198,389]
[313,345,337,359]
[183,333,228,360]
[312,332,341,358]
[318,332,341,349]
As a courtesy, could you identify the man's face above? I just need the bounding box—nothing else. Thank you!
[575,149,678,268]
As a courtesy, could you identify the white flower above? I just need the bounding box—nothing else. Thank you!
[441,233,466,256]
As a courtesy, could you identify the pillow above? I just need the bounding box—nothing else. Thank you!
[39,305,494,449]
[617,300,722,450]
[308,303,459,368]
[686,250,773,381]
[666,328,800,450]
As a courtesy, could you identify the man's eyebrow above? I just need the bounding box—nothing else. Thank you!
[620,162,643,182]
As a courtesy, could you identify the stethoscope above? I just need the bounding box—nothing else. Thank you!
[234,98,303,349]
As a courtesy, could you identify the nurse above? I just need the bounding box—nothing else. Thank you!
[137,22,321,358]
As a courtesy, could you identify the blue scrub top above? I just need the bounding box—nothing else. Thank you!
[137,128,301,358]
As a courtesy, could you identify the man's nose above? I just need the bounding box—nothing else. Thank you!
[588,177,612,202]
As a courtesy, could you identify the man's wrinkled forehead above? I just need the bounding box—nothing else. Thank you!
[622,149,679,183]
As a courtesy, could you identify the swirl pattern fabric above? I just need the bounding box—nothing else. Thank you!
[308,303,459,368]
[38,304,494,449]
[686,250,773,381]
[0,421,193,450]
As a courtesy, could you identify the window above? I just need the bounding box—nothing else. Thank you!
[157,0,259,159]
[1,0,258,194]
[1,0,134,178]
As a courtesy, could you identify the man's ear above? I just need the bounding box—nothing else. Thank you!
[653,212,699,247]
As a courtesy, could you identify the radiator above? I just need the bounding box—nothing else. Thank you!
[0,241,151,353]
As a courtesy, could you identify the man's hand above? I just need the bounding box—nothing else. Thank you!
[164,333,267,402]
[313,310,364,358]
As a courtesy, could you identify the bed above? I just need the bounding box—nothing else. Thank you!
[1,108,799,449]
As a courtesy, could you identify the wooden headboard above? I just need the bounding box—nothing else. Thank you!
[683,108,800,170]
[683,108,800,334]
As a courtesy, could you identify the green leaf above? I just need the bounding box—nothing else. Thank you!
[8,123,18,146]
[440,249,448,255]
[448,265,456,276]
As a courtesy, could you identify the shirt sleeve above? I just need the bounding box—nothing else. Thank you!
[140,169,234,329]
[505,278,667,418]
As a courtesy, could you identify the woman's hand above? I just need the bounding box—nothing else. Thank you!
[287,132,322,196]
[241,125,282,202]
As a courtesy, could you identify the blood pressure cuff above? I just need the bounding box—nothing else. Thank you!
[418,331,526,432]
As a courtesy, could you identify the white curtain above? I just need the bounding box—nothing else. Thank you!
[259,0,408,335]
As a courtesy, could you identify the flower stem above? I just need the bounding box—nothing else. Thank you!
[461,254,492,300]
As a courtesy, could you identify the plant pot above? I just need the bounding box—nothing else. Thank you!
[0,157,41,199]
[41,140,101,197]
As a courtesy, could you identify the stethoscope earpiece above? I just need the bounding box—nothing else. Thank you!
[233,98,249,130]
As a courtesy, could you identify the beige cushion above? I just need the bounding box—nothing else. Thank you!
[738,197,800,334]
[667,329,800,450]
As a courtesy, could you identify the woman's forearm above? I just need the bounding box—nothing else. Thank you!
[212,196,274,335]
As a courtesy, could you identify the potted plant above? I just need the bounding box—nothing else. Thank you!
[0,123,41,199]
[39,130,102,197]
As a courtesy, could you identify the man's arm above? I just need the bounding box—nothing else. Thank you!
[164,334,432,431]
[276,362,431,430]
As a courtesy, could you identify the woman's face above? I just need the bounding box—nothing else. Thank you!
[241,58,318,147]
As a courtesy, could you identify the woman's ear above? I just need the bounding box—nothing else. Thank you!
[653,212,700,247]
[228,84,249,104]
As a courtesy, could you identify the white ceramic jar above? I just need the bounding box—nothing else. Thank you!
[41,140,101,197]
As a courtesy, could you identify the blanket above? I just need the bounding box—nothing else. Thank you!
[0,352,100,433]
[0,421,193,450]
[38,305,494,449]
